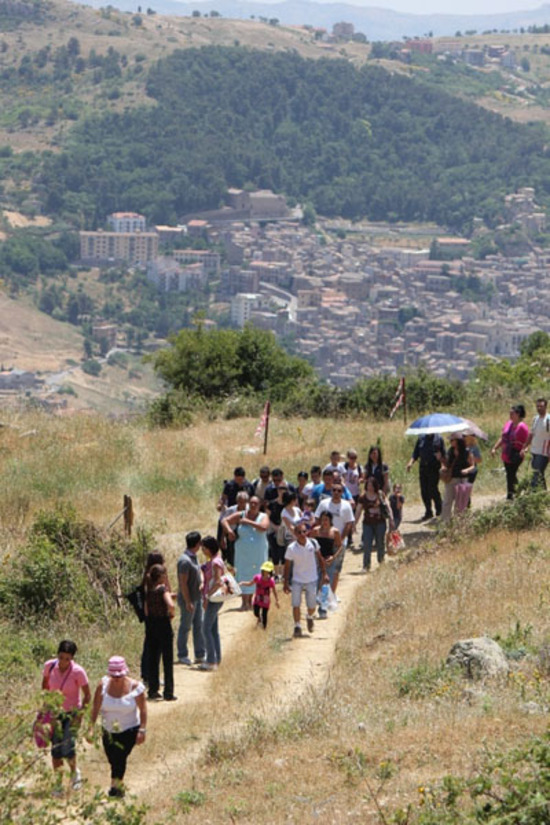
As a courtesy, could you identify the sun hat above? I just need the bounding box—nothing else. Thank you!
[261,561,275,573]
[107,656,129,677]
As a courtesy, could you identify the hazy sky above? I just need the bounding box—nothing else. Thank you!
[336,0,545,14]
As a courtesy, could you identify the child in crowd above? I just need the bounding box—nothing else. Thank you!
[300,497,317,534]
[389,483,405,530]
[240,561,279,629]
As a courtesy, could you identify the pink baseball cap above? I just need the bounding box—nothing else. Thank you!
[107,656,128,677]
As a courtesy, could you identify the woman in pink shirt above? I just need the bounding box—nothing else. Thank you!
[42,639,91,796]
[491,404,529,500]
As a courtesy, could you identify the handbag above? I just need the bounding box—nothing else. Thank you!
[387,530,405,555]
[208,569,242,603]
[33,660,68,748]
[378,492,391,520]
[126,584,146,623]
[439,464,454,483]
[33,710,54,748]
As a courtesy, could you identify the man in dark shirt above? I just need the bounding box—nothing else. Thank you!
[218,467,255,509]
[406,434,444,520]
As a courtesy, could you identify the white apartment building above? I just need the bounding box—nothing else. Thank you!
[107,212,147,233]
[231,293,261,327]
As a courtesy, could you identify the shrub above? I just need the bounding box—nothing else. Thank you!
[394,659,456,699]
[2,712,148,824]
[393,729,550,824]
[82,358,102,376]
[0,506,152,625]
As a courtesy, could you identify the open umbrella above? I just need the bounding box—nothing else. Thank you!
[459,418,488,441]
[405,413,470,436]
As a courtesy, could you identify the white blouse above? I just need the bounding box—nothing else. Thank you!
[100,676,145,733]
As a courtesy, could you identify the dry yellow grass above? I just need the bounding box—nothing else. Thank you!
[137,527,550,824]
[4,409,547,823]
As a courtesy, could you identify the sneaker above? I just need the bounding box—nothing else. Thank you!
[164,695,178,701]
[420,513,433,522]
[194,657,206,664]
[71,769,82,791]
[293,625,302,638]
[177,657,192,666]
[108,786,125,799]
[307,616,314,633]
[148,692,162,700]
[198,662,216,671]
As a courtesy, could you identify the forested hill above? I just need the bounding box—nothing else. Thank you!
[39,46,550,231]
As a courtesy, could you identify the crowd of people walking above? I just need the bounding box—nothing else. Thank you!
[39,401,550,797]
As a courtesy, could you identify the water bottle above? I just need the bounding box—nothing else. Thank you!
[320,584,329,614]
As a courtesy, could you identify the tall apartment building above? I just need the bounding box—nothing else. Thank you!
[231,293,261,327]
[80,230,158,264]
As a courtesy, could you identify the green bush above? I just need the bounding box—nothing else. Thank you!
[469,488,550,535]
[394,659,455,699]
[1,712,149,825]
[393,729,550,824]
[0,506,151,625]
[82,358,102,376]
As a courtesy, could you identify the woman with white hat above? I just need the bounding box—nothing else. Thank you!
[89,656,147,798]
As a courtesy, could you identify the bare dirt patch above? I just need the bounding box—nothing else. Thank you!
[3,210,52,228]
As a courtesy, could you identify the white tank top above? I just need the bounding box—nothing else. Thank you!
[100,676,145,733]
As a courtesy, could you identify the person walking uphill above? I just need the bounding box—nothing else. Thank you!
[284,524,328,638]
[491,404,529,500]
[406,433,444,521]
[89,656,147,798]
[42,639,91,797]
[177,531,206,666]
[525,397,550,489]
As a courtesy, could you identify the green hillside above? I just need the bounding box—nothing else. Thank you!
[12,46,550,231]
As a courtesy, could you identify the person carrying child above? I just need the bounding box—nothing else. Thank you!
[240,561,280,629]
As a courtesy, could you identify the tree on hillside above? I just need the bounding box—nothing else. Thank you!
[519,330,550,358]
[149,324,315,402]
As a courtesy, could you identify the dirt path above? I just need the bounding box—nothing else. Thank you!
[81,493,498,799]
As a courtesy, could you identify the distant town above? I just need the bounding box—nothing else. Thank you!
[75,184,548,388]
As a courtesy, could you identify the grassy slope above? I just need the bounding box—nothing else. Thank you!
[3,409,549,822]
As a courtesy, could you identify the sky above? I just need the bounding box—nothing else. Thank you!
[331,0,546,14]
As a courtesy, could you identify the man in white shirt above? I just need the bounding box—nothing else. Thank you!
[524,397,550,488]
[284,524,328,637]
[314,483,355,594]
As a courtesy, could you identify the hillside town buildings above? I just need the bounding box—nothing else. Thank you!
[78,189,550,386]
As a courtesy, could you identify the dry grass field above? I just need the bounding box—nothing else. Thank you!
[2,408,549,822]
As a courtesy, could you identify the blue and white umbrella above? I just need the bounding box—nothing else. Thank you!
[405,413,470,436]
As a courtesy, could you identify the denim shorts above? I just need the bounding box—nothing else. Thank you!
[51,712,78,760]
[291,580,317,609]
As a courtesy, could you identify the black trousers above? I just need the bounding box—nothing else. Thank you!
[146,616,174,698]
[254,604,269,628]
[102,726,138,782]
[505,460,521,499]
[419,464,442,516]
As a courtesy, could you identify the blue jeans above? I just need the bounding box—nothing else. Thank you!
[203,601,222,665]
[531,453,549,489]
[177,598,205,661]
[362,522,386,570]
